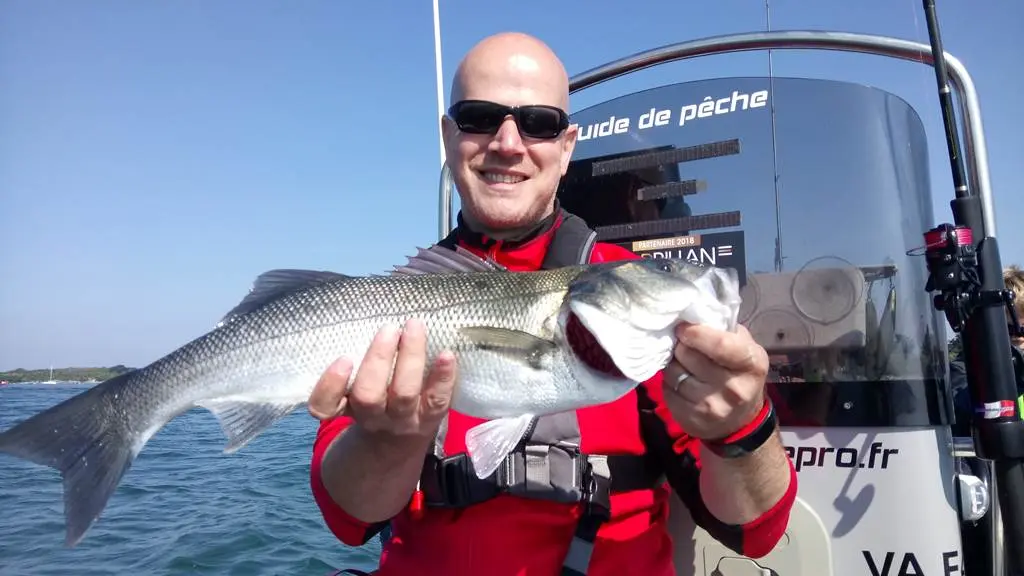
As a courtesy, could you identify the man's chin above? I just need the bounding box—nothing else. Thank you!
[475,211,530,231]
[460,186,555,228]
[465,202,537,231]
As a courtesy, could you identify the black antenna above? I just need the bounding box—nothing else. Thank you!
[922,0,969,199]
[919,1,1024,571]
[766,0,783,273]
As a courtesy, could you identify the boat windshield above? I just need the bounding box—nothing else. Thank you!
[559,76,949,428]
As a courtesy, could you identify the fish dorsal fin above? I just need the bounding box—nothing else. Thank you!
[218,269,350,327]
[390,244,506,276]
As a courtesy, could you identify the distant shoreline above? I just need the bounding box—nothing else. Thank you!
[0,365,135,384]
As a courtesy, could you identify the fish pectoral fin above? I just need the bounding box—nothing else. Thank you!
[464,414,536,479]
[460,327,558,370]
[218,269,350,327]
[197,398,304,453]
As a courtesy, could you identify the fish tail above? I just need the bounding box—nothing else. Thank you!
[0,372,141,547]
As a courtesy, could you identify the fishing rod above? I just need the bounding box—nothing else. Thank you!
[918,0,1024,571]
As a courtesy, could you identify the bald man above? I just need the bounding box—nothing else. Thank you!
[307,32,797,576]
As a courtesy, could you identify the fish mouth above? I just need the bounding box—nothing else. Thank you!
[566,299,678,383]
[565,312,625,378]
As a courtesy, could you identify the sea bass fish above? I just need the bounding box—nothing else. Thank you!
[0,244,741,547]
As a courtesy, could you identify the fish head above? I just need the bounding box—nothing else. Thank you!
[561,258,742,384]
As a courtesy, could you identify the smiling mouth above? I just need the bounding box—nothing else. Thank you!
[479,171,527,185]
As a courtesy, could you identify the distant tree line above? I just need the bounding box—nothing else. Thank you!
[0,365,135,383]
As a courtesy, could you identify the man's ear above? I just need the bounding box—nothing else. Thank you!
[441,115,457,157]
[559,123,579,175]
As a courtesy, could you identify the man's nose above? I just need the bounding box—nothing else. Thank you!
[489,117,527,156]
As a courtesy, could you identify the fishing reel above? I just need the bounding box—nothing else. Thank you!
[920,223,1020,334]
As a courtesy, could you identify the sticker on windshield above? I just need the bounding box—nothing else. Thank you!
[621,230,746,286]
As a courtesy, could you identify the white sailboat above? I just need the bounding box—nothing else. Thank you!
[41,366,57,385]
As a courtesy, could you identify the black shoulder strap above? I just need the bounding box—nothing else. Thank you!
[541,212,598,269]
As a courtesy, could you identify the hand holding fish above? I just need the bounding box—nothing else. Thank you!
[308,318,457,439]
[662,322,770,441]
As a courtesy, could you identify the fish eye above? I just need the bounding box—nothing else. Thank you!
[656,261,673,273]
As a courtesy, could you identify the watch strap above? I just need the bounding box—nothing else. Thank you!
[704,398,778,459]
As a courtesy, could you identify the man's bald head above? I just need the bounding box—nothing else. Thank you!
[451,32,570,111]
[442,32,578,236]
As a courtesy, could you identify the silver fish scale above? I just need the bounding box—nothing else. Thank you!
[128,267,593,423]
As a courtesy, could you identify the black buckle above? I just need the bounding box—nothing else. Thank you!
[581,458,612,523]
[420,453,500,508]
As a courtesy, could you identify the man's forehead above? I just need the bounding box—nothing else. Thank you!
[459,68,564,107]
[455,36,569,108]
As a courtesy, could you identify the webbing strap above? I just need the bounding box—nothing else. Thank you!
[542,211,598,268]
[425,410,588,504]
[560,455,612,576]
[420,444,659,506]
[524,445,551,489]
[561,517,601,576]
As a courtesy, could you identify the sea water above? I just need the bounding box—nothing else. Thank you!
[0,384,381,575]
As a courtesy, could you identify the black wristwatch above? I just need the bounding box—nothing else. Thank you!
[704,399,778,459]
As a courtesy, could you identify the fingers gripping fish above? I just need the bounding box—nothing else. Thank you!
[0,245,742,547]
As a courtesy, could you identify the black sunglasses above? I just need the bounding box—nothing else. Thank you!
[448,99,569,139]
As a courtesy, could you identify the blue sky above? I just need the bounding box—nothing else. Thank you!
[1,0,1021,371]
